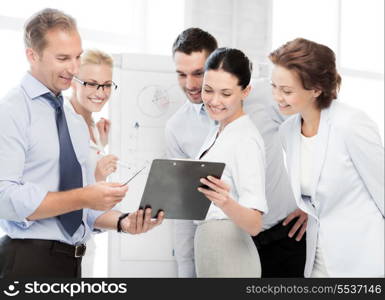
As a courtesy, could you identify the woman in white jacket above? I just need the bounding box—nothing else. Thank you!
[269,38,384,277]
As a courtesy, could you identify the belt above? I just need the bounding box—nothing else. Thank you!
[11,238,87,258]
[253,217,299,250]
[52,241,87,258]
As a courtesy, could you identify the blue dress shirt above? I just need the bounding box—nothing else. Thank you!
[0,73,105,245]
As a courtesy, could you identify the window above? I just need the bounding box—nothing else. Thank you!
[338,0,384,139]
[340,0,383,73]
[272,0,339,51]
[272,0,384,139]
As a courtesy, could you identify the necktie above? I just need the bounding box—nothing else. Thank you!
[42,93,83,236]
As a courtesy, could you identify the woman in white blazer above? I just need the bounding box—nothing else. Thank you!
[269,38,384,277]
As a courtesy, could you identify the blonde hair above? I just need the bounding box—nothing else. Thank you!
[81,49,114,68]
[24,8,77,53]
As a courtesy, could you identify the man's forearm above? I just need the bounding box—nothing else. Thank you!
[27,188,85,221]
[94,210,122,230]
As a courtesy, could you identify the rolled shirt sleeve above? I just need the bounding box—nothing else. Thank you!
[0,96,48,223]
[232,135,268,214]
[85,208,106,232]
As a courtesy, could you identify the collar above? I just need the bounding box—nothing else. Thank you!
[191,102,206,117]
[21,72,61,100]
[219,114,249,135]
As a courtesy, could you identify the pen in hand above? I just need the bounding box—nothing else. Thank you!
[96,146,133,170]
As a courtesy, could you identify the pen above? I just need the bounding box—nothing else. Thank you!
[120,166,146,186]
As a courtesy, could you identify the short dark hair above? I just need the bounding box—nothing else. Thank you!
[269,38,341,109]
[205,47,252,90]
[172,28,218,56]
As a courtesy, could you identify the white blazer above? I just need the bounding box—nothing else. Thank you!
[279,101,384,277]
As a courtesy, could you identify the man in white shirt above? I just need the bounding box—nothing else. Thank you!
[165,28,307,277]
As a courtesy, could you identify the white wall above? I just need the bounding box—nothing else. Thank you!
[185,0,272,77]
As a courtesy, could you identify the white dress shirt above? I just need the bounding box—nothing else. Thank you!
[196,115,268,220]
[300,134,329,277]
[300,134,317,197]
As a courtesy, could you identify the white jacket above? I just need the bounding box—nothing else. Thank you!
[279,101,384,277]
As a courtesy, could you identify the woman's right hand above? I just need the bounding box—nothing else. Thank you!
[95,154,118,181]
[96,118,111,147]
[198,176,233,209]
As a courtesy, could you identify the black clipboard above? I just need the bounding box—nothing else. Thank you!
[138,159,225,220]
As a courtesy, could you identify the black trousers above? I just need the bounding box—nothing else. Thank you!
[252,217,306,278]
[0,236,83,278]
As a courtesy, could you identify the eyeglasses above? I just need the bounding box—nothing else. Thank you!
[73,77,118,92]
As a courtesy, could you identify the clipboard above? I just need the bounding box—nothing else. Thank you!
[138,159,225,220]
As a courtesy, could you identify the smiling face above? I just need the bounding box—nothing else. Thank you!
[174,50,209,104]
[27,28,82,95]
[72,63,113,113]
[202,69,250,128]
[271,65,321,115]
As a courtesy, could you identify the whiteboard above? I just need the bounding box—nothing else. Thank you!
[108,53,186,277]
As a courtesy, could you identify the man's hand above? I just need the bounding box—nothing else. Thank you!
[283,208,307,241]
[82,182,128,211]
[121,208,164,234]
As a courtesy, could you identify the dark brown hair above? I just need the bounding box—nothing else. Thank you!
[205,47,252,90]
[172,28,218,57]
[269,38,341,109]
[24,8,77,53]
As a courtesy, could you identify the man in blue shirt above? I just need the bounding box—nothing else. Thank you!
[0,8,163,278]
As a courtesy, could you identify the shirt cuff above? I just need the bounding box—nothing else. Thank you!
[239,195,269,215]
[86,208,107,233]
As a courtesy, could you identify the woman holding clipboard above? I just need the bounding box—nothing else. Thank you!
[195,48,267,277]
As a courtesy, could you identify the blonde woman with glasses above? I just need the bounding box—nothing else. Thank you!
[68,49,118,277]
